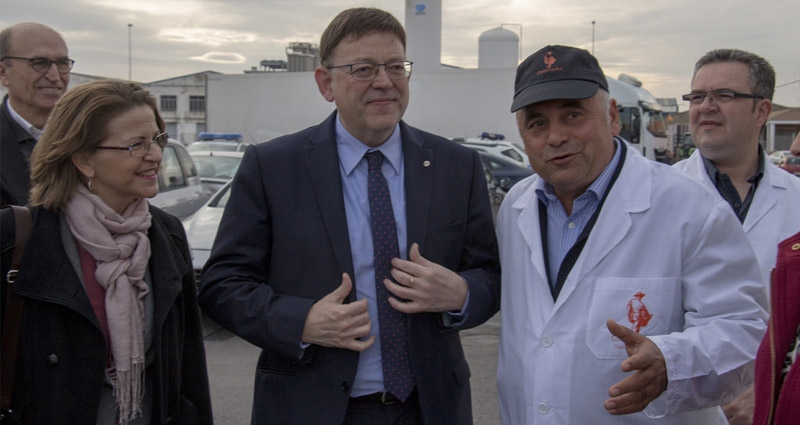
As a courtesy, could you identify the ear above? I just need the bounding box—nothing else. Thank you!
[314,66,335,103]
[608,98,621,136]
[0,62,10,88]
[71,152,95,180]
[754,98,772,127]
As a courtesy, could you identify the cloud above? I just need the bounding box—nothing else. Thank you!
[2,0,798,105]
[159,28,258,47]
[189,52,247,64]
[86,0,205,16]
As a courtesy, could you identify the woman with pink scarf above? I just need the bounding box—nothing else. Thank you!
[0,79,213,425]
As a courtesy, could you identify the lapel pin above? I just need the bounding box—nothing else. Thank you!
[423,160,431,167]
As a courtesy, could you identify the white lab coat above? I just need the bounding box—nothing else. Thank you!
[496,145,768,425]
[673,150,800,295]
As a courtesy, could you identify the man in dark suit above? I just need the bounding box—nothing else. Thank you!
[0,22,71,207]
[199,7,500,425]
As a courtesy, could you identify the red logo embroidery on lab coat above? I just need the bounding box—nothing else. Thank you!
[626,292,653,333]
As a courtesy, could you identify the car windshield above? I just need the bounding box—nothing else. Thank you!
[192,156,242,180]
[212,184,232,208]
[188,142,240,152]
[643,108,667,138]
[500,148,525,163]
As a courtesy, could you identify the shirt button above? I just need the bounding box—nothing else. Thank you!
[542,336,552,347]
[538,403,549,414]
[568,222,576,229]
[47,353,59,364]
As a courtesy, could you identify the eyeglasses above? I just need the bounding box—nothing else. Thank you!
[327,61,413,81]
[95,132,169,158]
[0,56,75,74]
[681,90,762,106]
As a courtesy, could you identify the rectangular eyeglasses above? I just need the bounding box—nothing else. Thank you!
[327,61,413,81]
[681,90,762,106]
[95,132,169,158]
[0,56,75,74]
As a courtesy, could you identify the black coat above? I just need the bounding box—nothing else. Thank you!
[0,95,35,208]
[0,205,213,425]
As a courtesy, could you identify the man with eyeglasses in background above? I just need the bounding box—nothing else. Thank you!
[199,7,500,425]
[673,48,800,425]
[0,22,72,208]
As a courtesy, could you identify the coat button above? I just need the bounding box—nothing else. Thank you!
[47,353,59,364]
[342,381,351,393]
[165,416,176,424]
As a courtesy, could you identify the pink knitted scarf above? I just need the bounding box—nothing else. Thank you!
[64,185,151,424]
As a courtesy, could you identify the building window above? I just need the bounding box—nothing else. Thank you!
[160,95,177,112]
[189,96,205,112]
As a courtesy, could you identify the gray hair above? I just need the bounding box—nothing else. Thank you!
[693,48,775,101]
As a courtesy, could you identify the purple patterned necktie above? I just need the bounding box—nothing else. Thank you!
[366,150,414,401]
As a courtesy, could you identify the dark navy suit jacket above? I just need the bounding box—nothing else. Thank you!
[0,95,35,207]
[199,112,501,425]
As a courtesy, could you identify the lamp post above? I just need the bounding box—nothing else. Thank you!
[592,21,596,55]
[128,23,133,80]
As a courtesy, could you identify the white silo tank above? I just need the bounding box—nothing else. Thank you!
[478,27,519,69]
[405,0,442,70]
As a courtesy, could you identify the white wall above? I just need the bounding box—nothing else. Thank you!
[405,0,442,71]
[206,66,521,144]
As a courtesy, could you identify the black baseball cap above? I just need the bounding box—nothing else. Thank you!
[510,45,609,112]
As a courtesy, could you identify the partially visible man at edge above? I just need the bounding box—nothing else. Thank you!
[673,48,800,425]
[0,22,71,207]
[752,131,800,425]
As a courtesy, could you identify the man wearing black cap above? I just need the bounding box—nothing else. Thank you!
[495,45,768,424]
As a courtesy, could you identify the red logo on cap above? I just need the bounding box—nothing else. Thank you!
[537,51,563,76]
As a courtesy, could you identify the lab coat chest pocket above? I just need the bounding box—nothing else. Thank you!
[585,277,677,359]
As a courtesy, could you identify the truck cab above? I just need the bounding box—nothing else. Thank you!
[607,74,671,163]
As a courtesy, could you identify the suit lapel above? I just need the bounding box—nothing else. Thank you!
[14,208,100,330]
[510,185,550,286]
[743,160,781,233]
[304,113,355,287]
[553,148,645,309]
[0,100,33,205]
[147,209,185,328]
[400,123,433,253]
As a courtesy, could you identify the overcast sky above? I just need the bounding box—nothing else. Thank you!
[2,0,799,107]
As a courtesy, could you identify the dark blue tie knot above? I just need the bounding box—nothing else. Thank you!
[366,150,384,171]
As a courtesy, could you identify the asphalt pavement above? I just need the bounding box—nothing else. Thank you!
[202,312,500,425]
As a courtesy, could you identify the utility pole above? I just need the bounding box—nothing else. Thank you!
[592,21,596,55]
[128,23,133,80]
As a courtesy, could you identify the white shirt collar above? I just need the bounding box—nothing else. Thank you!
[5,98,43,141]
